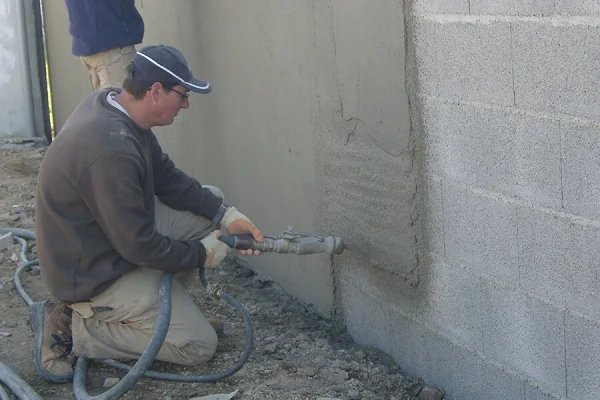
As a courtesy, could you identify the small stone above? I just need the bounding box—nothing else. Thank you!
[297,342,312,350]
[373,365,389,374]
[19,193,32,202]
[0,277,14,294]
[347,361,361,372]
[217,271,228,276]
[263,343,278,354]
[418,386,445,400]
[347,389,361,400]
[283,343,292,350]
[264,336,277,342]
[298,365,319,377]
[103,377,120,388]
[295,333,310,342]
[236,268,254,277]
[0,233,12,251]
[356,350,366,359]
[328,368,349,382]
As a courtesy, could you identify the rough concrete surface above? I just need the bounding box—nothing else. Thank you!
[470,0,555,16]
[555,0,600,16]
[513,21,600,120]
[435,21,514,106]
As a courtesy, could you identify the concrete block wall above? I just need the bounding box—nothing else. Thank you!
[394,1,600,399]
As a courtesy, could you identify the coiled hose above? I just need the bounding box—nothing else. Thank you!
[0,228,255,400]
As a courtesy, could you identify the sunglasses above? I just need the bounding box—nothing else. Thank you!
[169,87,190,100]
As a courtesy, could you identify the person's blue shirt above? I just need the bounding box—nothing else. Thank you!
[65,0,144,57]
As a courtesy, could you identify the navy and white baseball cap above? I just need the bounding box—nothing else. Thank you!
[131,45,211,94]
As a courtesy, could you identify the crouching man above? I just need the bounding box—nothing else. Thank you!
[33,44,263,381]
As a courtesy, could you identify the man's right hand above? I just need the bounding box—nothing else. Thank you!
[200,230,231,268]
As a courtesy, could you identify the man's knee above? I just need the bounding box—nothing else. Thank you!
[203,185,223,201]
[175,331,218,366]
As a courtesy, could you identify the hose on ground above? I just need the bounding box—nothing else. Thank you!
[0,227,255,400]
[0,362,43,400]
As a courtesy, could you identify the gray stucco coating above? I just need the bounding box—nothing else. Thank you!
[42,0,600,399]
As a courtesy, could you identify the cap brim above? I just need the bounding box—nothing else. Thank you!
[182,77,212,94]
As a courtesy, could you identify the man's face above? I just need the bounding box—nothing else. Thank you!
[153,84,190,126]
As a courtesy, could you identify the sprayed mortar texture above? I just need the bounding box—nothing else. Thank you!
[318,0,420,285]
[319,127,419,283]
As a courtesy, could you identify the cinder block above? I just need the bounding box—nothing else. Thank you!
[471,108,518,195]
[436,21,514,106]
[426,102,562,207]
[482,280,567,396]
[423,258,485,352]
[428,102,520,192]
[413,0,470,14]
[0,232,12,251]
[513,22,600,120]
[422,177,445,255]
[518,206,600,317]
[514,117,562,209]
[566,314,600,399]
[389,310,429,379]
[525,384,562,400]
[562,121,600,220]
[556,1,600,16]
[443,182,519,287]
[339,280,394,356]
[411,19,438,96]
[417,328,525,400]
[470,0,554,16]
[425,102,478,185]
[338,258,427,323]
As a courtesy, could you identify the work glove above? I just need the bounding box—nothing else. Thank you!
[200,230,231,268]
[220,206,264,256]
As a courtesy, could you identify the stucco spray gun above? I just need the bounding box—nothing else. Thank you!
[219,226,345,255]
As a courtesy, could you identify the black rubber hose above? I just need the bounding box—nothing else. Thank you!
[0,383,10,400]
[15,260,39,307]
[0,362,43,400]
[0,228,35,240]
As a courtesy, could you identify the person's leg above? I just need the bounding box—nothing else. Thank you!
[154,185,224,288]
[71,267,218,365]
[80,56,100,91]
[80,46,136,90]
[71,186,225,365]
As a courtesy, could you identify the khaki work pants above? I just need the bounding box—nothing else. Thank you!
[81,46,136,90]
[71,186,224,366]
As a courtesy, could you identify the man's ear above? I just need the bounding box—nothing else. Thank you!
[148,82,163,102]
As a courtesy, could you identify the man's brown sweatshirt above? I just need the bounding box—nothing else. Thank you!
[35,89,222,302]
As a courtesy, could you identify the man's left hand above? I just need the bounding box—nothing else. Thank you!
[220,206,264,256]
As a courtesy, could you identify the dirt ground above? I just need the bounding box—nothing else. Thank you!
[0,146,440,400]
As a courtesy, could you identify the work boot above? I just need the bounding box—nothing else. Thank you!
[30,300,74,382]
[209,317,224,335]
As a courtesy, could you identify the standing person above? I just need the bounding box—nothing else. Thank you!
[33,44,264,381]
[64,0,144,90]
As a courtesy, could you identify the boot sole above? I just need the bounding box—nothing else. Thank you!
[30,301,74,383]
